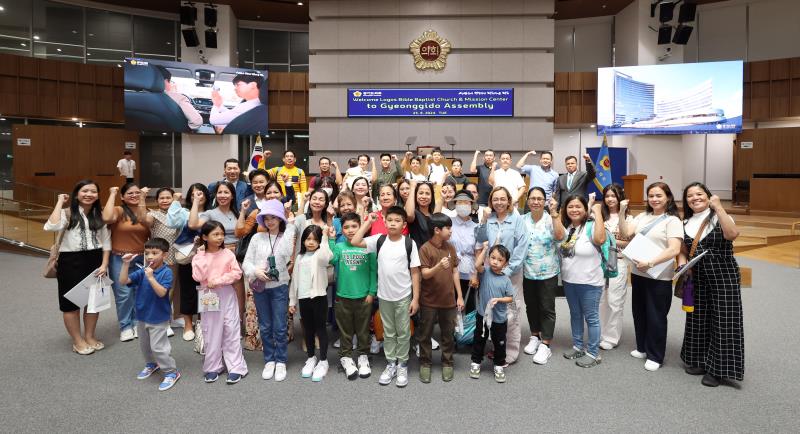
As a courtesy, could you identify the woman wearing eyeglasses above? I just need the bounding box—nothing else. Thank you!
[103,182,152,342]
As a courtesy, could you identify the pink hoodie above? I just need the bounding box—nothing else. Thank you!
[192,248,243,288]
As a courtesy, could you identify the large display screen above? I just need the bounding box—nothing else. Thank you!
[597,61,743,135]
[347,88,514,117]
[124,58,268,135]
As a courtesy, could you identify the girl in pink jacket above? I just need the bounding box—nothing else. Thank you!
[192,220,248,384]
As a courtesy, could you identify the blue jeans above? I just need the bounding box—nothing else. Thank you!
[253,284,289,364]
[109,253,142,331]
[563,282,603,357]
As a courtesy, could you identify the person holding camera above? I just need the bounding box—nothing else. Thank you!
[242,199,296,382]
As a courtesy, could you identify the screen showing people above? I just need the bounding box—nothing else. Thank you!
[123,58,268,135]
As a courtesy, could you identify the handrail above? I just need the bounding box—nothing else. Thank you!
[1,178,69,195]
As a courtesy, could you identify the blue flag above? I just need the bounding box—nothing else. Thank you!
[593,134,612,191]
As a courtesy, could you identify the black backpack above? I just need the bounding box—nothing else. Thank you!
[376,234,413,269]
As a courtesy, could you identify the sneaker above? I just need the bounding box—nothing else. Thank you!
[204,372,219,383]
[442,366,454,382]
[419,365,431,383]
[431,337,440,350]
[644,360,661,371]
[341,357,358,380]
[274,363,287,382]
[523,336,541,355]
[563,347,585,360]
[120,328,135,342]
[469,363,481,379]
[370,334,382,354]
[166,327,175,338]
[301,356,318,378]
[158,372,180,391]
[262,362,276,380]
[137,363,159,380]
[576,353,602,368]
[599,341,615,350]
[333,338,341,349]
[494,366,506,383]
[630,349,647,359]
[396,362,409,387]
[312,360,329,382]
[226,372,245,384]
[532,344,552,365]
[378,362,397,385]
[182,330,195,341]
[357,355,371,378]
[133,327,138,339]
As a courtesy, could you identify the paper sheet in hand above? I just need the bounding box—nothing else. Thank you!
[64,270,112,308]
[672,250,708,281]
[621,234,674,279]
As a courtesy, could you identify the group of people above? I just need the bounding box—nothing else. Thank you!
[45,146,745,391]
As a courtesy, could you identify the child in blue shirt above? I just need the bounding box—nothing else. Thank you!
[469,243,515,383]
[119,238,179,391]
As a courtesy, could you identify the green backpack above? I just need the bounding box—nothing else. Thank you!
[586,220,619,279]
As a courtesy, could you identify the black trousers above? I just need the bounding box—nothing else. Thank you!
[471,313,508,367]
[522,276,559,341]
[299,295,329,360]
[631,274,673,364]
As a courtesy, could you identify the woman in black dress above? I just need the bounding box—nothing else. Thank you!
[680,182,743,387]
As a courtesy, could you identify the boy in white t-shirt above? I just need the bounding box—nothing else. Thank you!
[351,205,420,388]
[427,149,449,185]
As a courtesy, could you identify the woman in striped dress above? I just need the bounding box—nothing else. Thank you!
[680,182,744,387]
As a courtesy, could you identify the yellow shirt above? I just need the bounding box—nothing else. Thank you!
[266,165,307,194]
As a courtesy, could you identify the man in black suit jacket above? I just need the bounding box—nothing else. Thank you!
[554,154,596,208]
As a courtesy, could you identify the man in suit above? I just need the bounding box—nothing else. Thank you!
[554,154,596,208]
[208,158,253,206]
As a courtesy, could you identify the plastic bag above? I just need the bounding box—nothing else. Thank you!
[455,310,476,347]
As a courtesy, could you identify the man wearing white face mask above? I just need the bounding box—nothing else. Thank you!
[449,190,481,314]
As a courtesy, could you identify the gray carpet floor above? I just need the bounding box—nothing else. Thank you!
[0,251,797,432]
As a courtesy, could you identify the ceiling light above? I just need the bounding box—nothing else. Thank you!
[0,6,5,11]
[590,124,596,128]
[161,132,168,135]
[56,48,62,52]
[0,118,6,121]
[117,64,122,68]
[71,117,78,121]
[20,42,25,46]
[71,29,77,34]
[33,35,40,40]
[297,1,304,5]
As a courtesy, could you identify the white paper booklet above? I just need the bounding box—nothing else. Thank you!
[621,234,674,279]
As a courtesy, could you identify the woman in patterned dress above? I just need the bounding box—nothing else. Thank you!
[680,182,743,387]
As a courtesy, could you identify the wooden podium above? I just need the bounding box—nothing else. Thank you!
[622,174,647,205]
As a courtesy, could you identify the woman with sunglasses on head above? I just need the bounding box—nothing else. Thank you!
[618,182,683,372]
[679,182,743,387]
[103,182,151,342]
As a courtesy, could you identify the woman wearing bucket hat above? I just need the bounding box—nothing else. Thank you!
[450,189,482,314]
[242,199,296,382]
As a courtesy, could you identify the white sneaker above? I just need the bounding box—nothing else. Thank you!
[396,362,409,388]
[166,327,175,337]
[630,349,647,359]
[378,362,397,385]
[370,334,382,354]
[120,328,135,342]
[333,339,341,349]
[311,360,329,382]
[301,356,318,378]
[644,359,661,371]
[341,357,358,380]
[274,363,287,381]
[599,341,615,350]
[262,362,276,380]
[532,343,552,365]
[431,337,440,350]
[523,336,541,355]
[182,330,195,341]
[357,355,371,378]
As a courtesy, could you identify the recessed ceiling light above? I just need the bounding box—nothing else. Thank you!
[590,124,596,128]
[297,1,303,5]
[166,41,172,45]
[0,118,6,121]
[87,53,91,56]
[602,4,607,8]
[117,64,122,68]
[161,132,168,135]
[56,48,62,52]
[0,6,5,12]
[20,42,25,46]
[88,33,94,37]
[71,29,77,34]
[33,35,40,40]
[71,117,78,121]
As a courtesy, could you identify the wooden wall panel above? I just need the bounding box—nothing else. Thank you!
[735,127,800,183]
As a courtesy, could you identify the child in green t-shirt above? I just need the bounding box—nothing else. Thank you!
[329,212,377,380]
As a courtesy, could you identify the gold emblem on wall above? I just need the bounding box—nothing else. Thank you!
[409,30,451,70]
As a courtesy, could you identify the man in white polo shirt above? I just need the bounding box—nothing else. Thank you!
[488,151,526,208]
[117,151,136,184]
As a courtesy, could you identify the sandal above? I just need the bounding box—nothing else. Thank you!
[90,341,105,351]
[72,344,95,355]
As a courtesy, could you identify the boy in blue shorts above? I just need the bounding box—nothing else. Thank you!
[119,238,180,391]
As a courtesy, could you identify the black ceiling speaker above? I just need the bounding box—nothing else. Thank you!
[672,24,693,44]
[205,29,217,48]
[678,2,697,23]
[180,5,197,26]
[204,6,217,27]
[659,2,675,23]
[658,25,672,45]
[182,28,199,47]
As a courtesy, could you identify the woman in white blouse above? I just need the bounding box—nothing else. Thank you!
[44,180,111,355]
[618,182,683,372]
